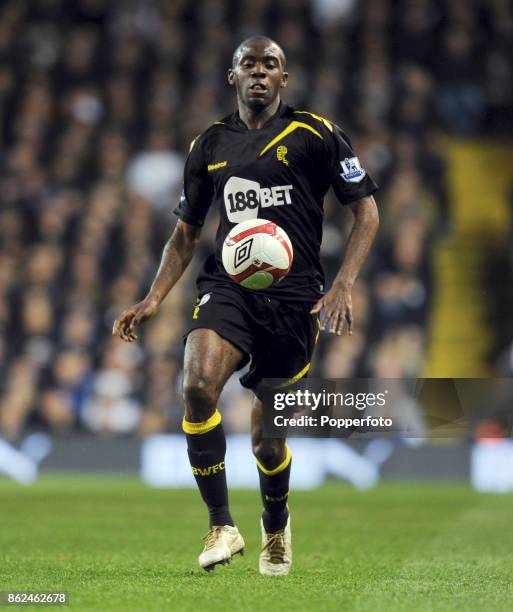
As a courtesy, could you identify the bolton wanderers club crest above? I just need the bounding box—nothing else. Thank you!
[277,145,289,166]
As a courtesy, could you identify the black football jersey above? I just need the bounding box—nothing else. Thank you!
[174,103,378,302]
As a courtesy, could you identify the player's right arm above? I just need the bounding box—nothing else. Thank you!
[113,133,213,342]
[112,220,201,342]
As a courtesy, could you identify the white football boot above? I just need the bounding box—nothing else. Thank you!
[259,515,292,576]
[199,525,245,572]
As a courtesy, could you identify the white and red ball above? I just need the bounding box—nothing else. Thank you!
[222,219,293,289]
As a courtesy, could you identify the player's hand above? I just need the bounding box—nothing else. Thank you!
[112,296,160,342]
[310,283,353,336]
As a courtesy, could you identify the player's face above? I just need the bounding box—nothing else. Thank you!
[228,41,288,110]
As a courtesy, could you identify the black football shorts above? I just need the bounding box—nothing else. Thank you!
[184,284,320,398]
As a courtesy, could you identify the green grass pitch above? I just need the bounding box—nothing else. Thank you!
[1,476,512,611]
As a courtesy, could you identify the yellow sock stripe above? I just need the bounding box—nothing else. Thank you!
[182,409,222,435]
[257,444,292,476]
[258,121,323,158]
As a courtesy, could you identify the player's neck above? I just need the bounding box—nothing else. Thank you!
[238,97,281,129]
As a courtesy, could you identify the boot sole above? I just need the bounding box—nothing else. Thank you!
[202,547,244,572]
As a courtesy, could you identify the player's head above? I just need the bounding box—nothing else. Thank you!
[228,36,288,111]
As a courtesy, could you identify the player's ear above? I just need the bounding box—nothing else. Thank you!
[227,69,235,86]
[281,71,289,89]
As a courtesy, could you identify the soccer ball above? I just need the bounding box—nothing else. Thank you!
[222,219,293,289]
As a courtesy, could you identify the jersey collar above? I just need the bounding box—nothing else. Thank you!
[228,102,290,131]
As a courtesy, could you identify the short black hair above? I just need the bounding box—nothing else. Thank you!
[231,36,286,68]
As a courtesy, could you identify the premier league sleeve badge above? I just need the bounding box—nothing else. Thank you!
[340,157,366,183]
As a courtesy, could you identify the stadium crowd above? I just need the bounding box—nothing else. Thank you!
[0,0,511,438]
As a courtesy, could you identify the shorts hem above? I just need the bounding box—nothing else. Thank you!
[183,325,251,371]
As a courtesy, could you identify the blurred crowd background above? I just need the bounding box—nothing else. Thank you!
[1,0,512,440]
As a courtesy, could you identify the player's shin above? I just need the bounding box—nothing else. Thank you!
[256,444,291,532]
[183,410,234,527]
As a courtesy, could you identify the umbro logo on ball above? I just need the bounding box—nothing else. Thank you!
[234,238,253,268]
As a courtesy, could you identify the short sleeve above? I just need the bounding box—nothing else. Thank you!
[173,136,214,226]
[325,125,378,205]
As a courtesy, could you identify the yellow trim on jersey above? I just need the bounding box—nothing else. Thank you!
[182,409,222,435]
[189,121,225,153]
[315,316,321,344]
[257,444,292,475]
[258,121,323,158]
[294,110,334,132]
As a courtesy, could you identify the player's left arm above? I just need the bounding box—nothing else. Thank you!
[310,195,379,335]
[309,119,380,335]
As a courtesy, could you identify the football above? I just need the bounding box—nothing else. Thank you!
[222,219,293,289]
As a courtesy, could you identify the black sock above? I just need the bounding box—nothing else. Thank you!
[183,410,234,527]
[257,445,291,533]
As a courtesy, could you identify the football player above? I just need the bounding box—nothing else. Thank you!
[113,36,379,575]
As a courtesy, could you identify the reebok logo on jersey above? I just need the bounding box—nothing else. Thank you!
[208,161,227,171]
[224,176,293,223]
[191,461,225,476]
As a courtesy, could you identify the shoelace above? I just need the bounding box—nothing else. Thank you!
[203,527,223,550]
[262,531,286,564]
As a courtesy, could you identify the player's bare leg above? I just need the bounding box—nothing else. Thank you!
[183,328,245,571]
[251,397,292,575]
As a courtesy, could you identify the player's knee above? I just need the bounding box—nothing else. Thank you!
[183,376,219,420]
[252,439,285,470]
